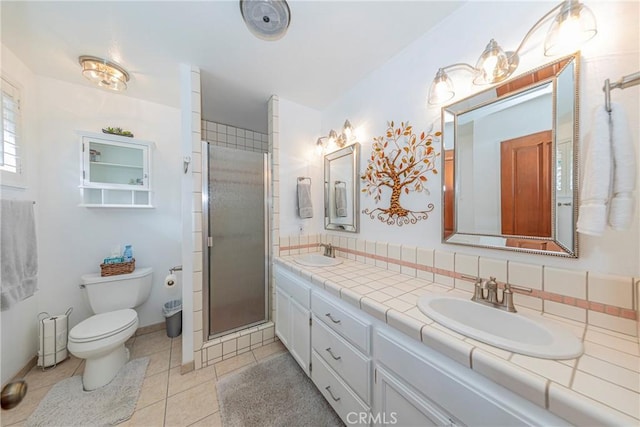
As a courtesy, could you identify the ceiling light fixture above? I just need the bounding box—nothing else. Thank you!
[427,0,597,105]
[240,0,291,41]
[78,56,130,92]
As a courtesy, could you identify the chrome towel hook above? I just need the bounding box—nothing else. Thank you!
[183,156,191,174]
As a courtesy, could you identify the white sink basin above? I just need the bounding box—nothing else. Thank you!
[293,253,343,267]
[417,295,583,359]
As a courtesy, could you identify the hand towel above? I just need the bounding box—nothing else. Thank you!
[1,200,38,310]
[608,102,636,230]
[577,106,612,236]
[297,181,313,219]
[335,185,348,217]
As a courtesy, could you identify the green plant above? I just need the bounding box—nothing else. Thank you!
[102,127,134,137]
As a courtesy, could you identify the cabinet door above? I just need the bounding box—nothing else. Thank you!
[275,288,290,347]
[289,298,310,375]
[375,366,460,427]
[82,137,149,189]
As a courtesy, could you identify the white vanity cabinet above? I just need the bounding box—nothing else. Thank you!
[374,330,569,427]
[310,292,372,424]
[274,261,573,427]
[79,131,154,208]
[274,265,311,375]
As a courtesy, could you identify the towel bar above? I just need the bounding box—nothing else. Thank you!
[297,176,311,184]
[603,71,640,113]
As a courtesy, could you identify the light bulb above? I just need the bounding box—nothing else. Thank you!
[428,68,454,105]
[544,0,597,56]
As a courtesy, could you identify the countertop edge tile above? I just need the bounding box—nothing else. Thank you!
[472,349,547,409]
[548,382,639,427]
[323,280,342,298]
[340,287,363,310]
[361,297,388,322]
[421,324,474,368]
[386,309,425,342]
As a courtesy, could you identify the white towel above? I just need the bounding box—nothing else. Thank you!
[335,186,347,217]
[577,106,612,236]
[297,182,313,219]
[608,102,636,230]
[1,200,38,310]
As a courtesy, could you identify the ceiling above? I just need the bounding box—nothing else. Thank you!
[1,1,465,133]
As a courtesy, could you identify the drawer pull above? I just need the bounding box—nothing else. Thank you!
[325,313,342,324]
[325,347,342,360]
[325,386,341,402]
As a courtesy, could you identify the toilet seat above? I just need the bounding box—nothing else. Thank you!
[69,309,137,343]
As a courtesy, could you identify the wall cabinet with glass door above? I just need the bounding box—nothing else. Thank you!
[79,132,154,208]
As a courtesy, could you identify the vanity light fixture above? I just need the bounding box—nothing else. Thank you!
[427,0,597,104]
[316,120,356,154]
[79,56,130,92]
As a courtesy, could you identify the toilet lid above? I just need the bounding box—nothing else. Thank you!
[69,309,137,343]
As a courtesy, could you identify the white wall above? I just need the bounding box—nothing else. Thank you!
[318,1,640,276]
[278,98,323,236]
[1,46,40,384]
[35,77,182,330]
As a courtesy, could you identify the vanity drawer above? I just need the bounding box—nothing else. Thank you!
[312,292,370,354]
[312,315,371,404]
[311,350,369,425]
[275,265,311,309]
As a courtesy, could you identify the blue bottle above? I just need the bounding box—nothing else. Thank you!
[123,245,133,262]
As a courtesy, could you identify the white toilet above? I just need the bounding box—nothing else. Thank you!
[68,267,153,390]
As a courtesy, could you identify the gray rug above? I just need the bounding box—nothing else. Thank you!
[26,357,149,427]
[217,352,344,427]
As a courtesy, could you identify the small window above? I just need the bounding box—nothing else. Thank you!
[1,76,22,181]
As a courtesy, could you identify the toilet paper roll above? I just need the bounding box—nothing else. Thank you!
[164,274,177,288]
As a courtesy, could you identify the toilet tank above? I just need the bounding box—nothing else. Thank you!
[80,267,153,314]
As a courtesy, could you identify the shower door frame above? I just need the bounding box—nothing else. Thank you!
[201,141,271,341]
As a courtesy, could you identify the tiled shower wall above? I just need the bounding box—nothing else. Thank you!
[201,120,268,153]
[279,233,639,337]
[190,98,280,370]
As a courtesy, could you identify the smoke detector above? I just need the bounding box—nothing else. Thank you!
[240,0,291,41]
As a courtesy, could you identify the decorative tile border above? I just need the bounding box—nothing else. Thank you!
[279,242,637,322]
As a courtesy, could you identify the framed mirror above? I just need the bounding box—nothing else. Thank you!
[325,143,360,232]
[442,53,579,257]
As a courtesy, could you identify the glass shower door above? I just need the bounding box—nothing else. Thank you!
[206,144,267,337]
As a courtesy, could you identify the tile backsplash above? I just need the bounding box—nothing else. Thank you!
[278,233,638,337]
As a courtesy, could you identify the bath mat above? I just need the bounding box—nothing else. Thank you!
[217,352,344,427]
[25,357,149,427]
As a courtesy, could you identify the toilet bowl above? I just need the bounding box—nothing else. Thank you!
[68,309,138,390]
[68,267,152,390]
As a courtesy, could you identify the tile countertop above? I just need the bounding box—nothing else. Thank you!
[275,256,640,426]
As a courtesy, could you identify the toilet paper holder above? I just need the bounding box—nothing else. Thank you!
[169,265,182,274]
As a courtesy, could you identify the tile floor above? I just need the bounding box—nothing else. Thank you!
[2,330,288,427]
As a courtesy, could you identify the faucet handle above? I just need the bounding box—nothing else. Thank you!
[502,282,517,313]
[471,277,485,301]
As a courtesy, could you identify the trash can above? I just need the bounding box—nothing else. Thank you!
[163,299,182,338]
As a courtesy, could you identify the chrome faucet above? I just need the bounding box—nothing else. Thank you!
[471,276,517,313]
[319,243,335,258]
